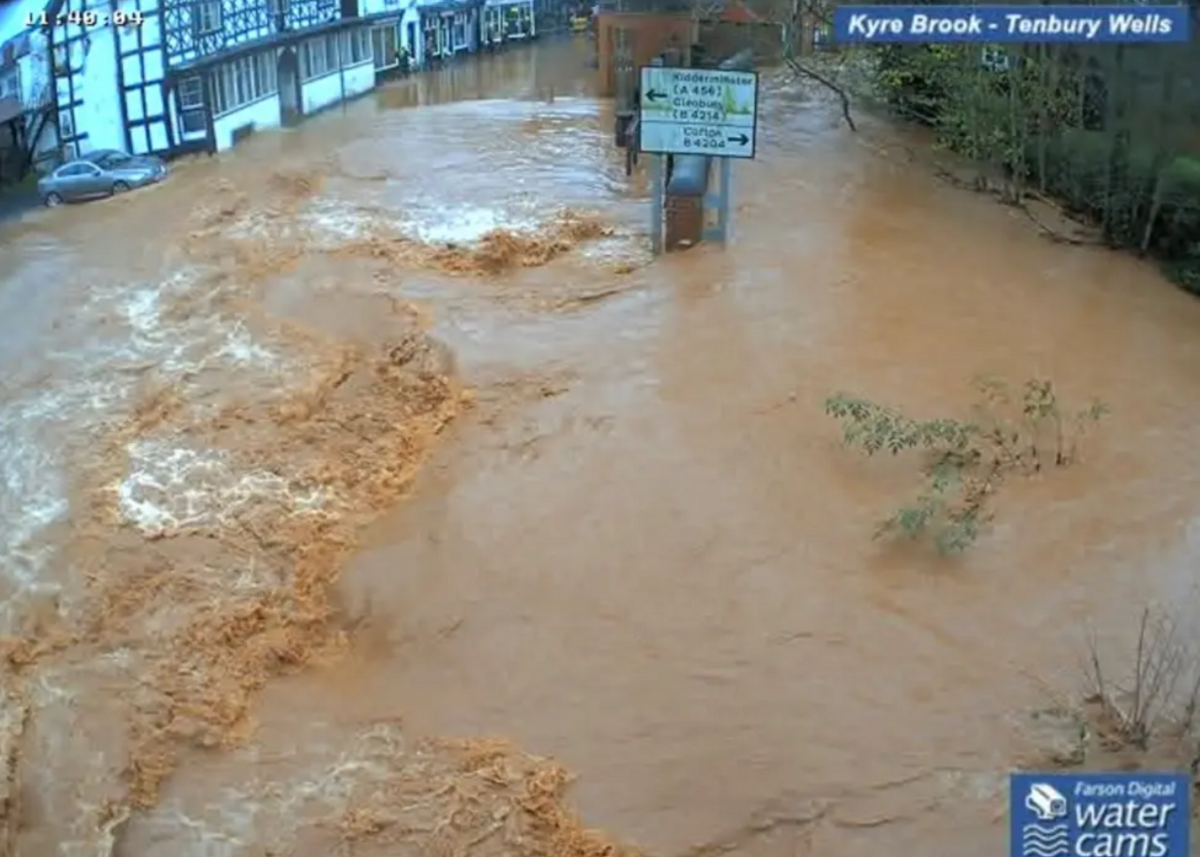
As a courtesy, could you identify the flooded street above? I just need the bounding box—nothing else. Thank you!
[5,36,1200,857]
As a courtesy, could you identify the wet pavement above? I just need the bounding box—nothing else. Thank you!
[4,36,1200,857]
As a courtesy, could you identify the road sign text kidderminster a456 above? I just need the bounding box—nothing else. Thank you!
[637,67,759,160]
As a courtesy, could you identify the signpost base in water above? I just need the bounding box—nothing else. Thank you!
[650,155,664,255]
[704,157,732,244]
[648,155,732,254]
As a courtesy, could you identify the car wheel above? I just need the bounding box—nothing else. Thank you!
[44,192,63,207]
[112,180,130,193]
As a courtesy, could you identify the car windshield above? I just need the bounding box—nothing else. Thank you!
[93,152,133,169]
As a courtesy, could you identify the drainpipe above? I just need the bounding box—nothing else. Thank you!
[338,28,347,107]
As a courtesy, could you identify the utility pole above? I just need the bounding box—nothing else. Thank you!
[785,0,800,62]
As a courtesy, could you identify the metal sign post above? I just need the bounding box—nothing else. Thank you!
[635,66,760,254]
[650,154,665,255]
[703,156,732,244]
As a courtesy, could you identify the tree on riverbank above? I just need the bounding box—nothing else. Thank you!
[864,42,1200,289]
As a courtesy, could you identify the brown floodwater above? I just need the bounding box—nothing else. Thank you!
[4,36,1200,857]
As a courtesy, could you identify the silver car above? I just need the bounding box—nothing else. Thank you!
[37,149,168,206]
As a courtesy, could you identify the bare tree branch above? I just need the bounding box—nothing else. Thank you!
[785,57,857,132]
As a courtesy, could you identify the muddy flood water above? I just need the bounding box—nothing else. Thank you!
[4,36,1200,857]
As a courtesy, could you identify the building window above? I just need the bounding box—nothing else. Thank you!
[451,12,466,49]
[178,75,204,108]
[483,8,502,42]
[257,52,278,93]
[342,27,370,66]
[301,36,336,80]
[326,33,338,69]
[371,24,398,69]
[236,58,251,103]
[58,110,73,139]
[423,17,447,56]
[196,0,222,34]
[180,108,206,134]
[506,3,532,37]
[211,53,276,116]
[268,0,288,14]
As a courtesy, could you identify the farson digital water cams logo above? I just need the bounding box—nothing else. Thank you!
[1010,773,1189,857]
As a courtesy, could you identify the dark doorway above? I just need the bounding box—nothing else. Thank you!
[277,47,302,127]
[406,21,417,57]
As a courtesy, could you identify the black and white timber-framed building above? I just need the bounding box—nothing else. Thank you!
[43,0,380,159]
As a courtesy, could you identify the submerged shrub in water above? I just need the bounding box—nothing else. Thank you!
[823,377,1106,554]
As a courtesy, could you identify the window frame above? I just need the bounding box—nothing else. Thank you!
[342,27,370,65]
[257,52,277,93]
[451,12,466,49]
[302,36,335,80]
[178,75,204,108]
[325,33,338,69]
[196,0,223,35]
[208,53,275,118]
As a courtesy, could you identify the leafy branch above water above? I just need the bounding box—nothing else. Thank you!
[823,378,1107,554]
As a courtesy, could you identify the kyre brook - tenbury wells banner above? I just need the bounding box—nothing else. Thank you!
[832,4,1191,42]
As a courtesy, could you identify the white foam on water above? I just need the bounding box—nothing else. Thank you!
[116,438,330,538]
[133,723,404,857]
[0,260,286,633]
[302,199,373,241]
[406,206,540,244]
[0,370,128,633]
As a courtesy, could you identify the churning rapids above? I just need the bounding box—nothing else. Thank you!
[3,37,1200,857]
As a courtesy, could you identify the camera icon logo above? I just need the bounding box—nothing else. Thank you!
[1025,783,1068,821]
[1021,783,1070,857]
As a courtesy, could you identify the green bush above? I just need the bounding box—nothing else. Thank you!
[1023,131,1200,259]
[869,45,1200,292]
[823,378,1106,555]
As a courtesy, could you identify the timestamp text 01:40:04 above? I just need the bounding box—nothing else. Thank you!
[27,10,146,27]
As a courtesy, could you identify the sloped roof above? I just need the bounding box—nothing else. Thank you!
[719,1,761,22]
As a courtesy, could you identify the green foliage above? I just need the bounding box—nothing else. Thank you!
[823,378,1107,555]
[867,42,1200,285]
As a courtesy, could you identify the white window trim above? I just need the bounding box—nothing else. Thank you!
[451,12,467,50]
[179,75,204,108]
[301,36,337,81]
[197,0,222,35]
[371,25,399,70]
[342,28,371,67]
[211,53,278,118]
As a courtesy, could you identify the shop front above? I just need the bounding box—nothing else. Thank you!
[420,0,481,62]
[480,0,536,49]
